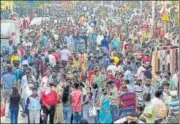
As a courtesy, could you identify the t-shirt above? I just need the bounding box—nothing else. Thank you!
[60,49,71,61]
[119,91,136,110]
[143,102,155,123]
[2,73,16,91]
[71,89,82,112]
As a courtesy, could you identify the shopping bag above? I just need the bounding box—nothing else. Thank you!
[0,104,6,117]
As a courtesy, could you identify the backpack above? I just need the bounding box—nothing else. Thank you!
[143,88,151,101]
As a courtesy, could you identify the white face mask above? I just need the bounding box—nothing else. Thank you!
[45,87,51,95]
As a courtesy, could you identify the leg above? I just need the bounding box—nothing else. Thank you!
[63,106,68,123]
[10,109,14,124]
[42,106,49,124]
[29,110,34,124]
[34,110,40,124]
[66,106,72,123]
[14,108,19,124]
[49,106,56,124]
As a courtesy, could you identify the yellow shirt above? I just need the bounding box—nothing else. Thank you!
[10,55,20,65]
[111,56,119,66]
[73,60,80,70]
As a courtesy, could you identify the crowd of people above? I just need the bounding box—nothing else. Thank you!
[1,1,180,124]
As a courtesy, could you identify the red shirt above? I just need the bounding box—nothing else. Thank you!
[52,52,59,62]
[41,91,58,106]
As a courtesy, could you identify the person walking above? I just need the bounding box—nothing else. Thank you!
[62,85,72,123]
[41,83,58,124]
[9,86,20,124]
[98,88,112,123]
[71,83,83,123]
[26,87,41,124]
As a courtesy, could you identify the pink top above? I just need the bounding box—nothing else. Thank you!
[71,89,82,112]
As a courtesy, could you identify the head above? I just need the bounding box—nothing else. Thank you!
[32,87,38,95]
[155,89,163,99]
[100,67,106,74]
[120,85,128,92]
[162,81,170,93]
[107,80,114,89]
[102,88,107,95]
[74,83,79,89]
[86,87,92,94]
[7,66,12,73]
[123,80,129,85]
[25,68,31,76]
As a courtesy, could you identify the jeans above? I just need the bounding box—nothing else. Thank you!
[120,109,135,118]
[73,111,81,123]
[63,105,72,123]
[110,104,119,122]
[10,108,19,124]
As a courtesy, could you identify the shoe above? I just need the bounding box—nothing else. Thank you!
[21,113,25,118]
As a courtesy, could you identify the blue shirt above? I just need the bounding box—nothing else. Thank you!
[111,40,119,49]
[92,34,97,43]
[42,36,48,46]
[101,38,109,49]
[2,73,16,91]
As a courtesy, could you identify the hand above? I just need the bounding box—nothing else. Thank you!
[46,105,51,110]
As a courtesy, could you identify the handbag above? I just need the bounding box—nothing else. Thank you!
[89,104,97,117]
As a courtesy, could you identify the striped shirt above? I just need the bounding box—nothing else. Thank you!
[119,91,136,110]
[168,98,179,119]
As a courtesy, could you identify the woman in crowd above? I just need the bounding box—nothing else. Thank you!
[82,87,95,123]
[62,85,72,123]
[9,86,21,124]
[98,88,112,123]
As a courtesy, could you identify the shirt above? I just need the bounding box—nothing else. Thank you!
[48,54,56,67]
[168,98,179,120]
[124,70,133,84]
[143,102,155,123]
[97,35,104,45]
[71,89,82,112]
[119,91,136,110]
[41,90,58,106]
[2,73,16,91]
[107,65,117,76]
[60,49,71,61]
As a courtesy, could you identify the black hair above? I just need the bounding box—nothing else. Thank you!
[24,55,28,59]
[10,87,20,106]
[107,80,114,85]
[155,89,163,98]
[79,119,89,124]
[29,62,34,66]
[62,86,70,104]
[74,83,79,89]
[7,66,12,73]
[110,59,114,63]
[124,80,129,84]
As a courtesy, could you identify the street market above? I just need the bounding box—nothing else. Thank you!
[0,1,180,124]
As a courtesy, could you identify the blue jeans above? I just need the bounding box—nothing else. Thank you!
[10,108,19,124]
[120,109,135,118]
[110,105,119,122]
[63,105,72,123]
[73,111,81,123]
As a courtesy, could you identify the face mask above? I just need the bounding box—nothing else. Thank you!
[45,87,51,94]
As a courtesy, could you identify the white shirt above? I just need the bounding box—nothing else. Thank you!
[135,66,146,80]
[22,60,29,66]
[60,49,71,61]
[172,73,178,85]
[97,35,104,45]
[48,54,56,67]
[107,64,117,76]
